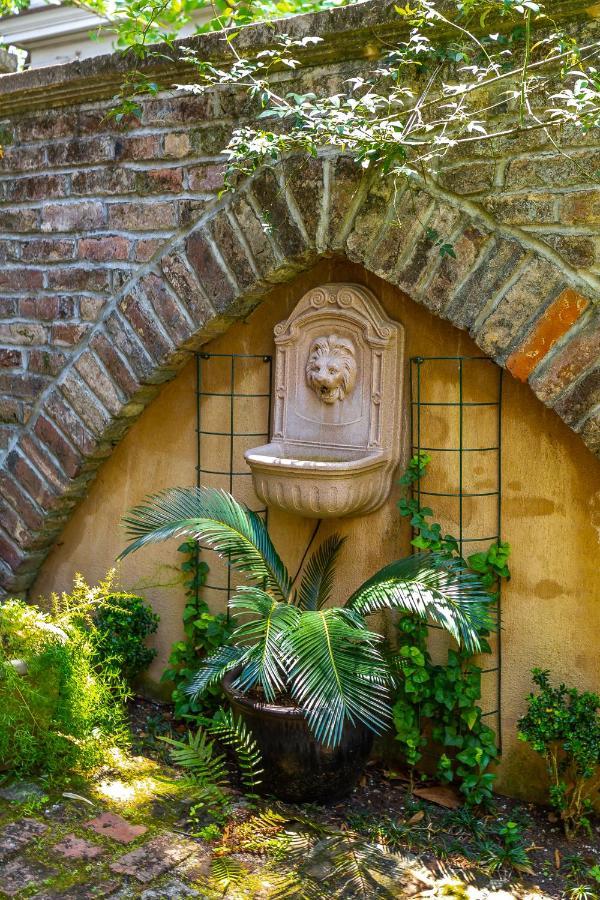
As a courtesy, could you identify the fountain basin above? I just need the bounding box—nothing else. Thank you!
[244,442,394,518]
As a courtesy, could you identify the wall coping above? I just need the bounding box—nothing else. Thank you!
[0,0,595,115]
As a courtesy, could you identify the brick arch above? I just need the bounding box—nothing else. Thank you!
[1,153,598,595]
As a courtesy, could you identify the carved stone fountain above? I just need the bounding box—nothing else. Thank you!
[245,283,404,518]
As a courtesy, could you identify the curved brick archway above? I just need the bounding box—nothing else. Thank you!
[1,153,599,595]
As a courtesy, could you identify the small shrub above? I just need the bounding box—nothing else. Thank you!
[0,597,128,778]
[92,592,159,682]
[518,668,600,839]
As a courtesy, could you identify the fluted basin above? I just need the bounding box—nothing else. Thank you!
[245,442,394,518]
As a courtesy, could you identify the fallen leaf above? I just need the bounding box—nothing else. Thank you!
[383,769,410,782]
[62,792,94,806]
[548,812,559,823]
[555,849,561,869]
[513,863,535,875]
[407,810,425,825]
[413,785,462,809]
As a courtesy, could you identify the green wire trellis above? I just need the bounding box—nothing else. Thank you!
[409,355,503,750]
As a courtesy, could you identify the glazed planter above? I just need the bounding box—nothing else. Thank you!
[222,670,373,803]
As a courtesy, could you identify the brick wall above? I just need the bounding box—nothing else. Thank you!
[0,0,598,593]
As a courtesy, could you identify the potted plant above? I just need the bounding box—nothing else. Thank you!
[120,488,492,801]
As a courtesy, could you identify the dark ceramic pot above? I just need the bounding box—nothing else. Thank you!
[222,670,373,803]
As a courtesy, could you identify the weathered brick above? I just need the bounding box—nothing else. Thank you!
[578,410,600,455]
[6,174,67,203]
[0,145,45,173]
[14,111,72,142]
[142,94,214,126]
[209,210,257,294]
[187,163,226,193]
[445,236,528,329]
[395,204,463,296]
[554,367,600,426]
[134,167,183,193]
[189,124,231,156]
[5,449,58,510]
[51,323,90,346]
[46,267,110,292]
[91,330,141,398]
[439,161,496,194]
[532,307,600,404]
[0,398,23,425]
[0,208,39,232]
[47,136,114,166]
[475,258,566,359]
[0,495,35,546]
[77,235,130,263]
[178,198,208,228]
[0,349,22,368]
[75,350,124,416]
[119,288,174,365]
[114,134,161,161]
[134,238,164,261]
[0,297,18,317]
[186,229,236,312]
[104,311,154,381]
[0,530,27,575]
[19,296,75,321]
[561,190,600,225]
[41,202,105,233]
[43,391,98,458]
[329,155,364,246]
[28,349,68,377]
[507,288,590,382]
[107,201,178,231]
[0,472,43,531]
[80,296,106,320]
[60,371,111,436]
[34,415,82,478]
[230,194,279,280]
[20,239,75,263]
[0,323,47,346]
[19,434,70,495]
[283,156,325,245]
[483,192,556,225]
[252,168,309,262]
[161,251,215,329]
[0,371,48,399]
[71,166,136,196]
[0,269,44,292]
[506,152,600,189]
[423,225,490,316]
[139,273,194,347]
[164,132,192,159]
[540,233,597,269]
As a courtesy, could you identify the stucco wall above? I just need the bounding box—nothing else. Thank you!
[31,259,600,802]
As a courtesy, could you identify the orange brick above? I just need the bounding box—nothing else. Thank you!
[506,287,589,381]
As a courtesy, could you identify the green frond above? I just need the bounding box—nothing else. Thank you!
[210,855,247,889]
[159,728,228,786]
[203,707,264,793]
[346,554,493,654]
[230,586,301,700]
[286,608,391,748]
[119,487,291,600]
[297,535,346,611]
[186,644,248,698]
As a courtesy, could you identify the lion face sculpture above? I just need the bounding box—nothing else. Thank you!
[305,334,357,404]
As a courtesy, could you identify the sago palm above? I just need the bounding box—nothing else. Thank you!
[120,487,493,747]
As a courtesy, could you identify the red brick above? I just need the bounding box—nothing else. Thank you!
[107,201,177,231]
[79,236,130,262]
[51,322,90,346]
[188,163,226,193]
[0,208,39,232]
[161,250,215,327]
[34,415,82,478]
[15,112,72,142]
[6,174,67,202]
[80,296,105,320]
[0,323,47,346]
[19,296,75,320]
[43,391,98,457]
[114,134,161,161]
[60,371,110,436]
[20,239,75,263]
[506,288,590,381]
[532,308,600,403]
[119,289,174,363]
[20,434,70,494]
[0,529,26,571]
[6,449,58,509]
[86,812,147,845]
[91,331,141,398]
[104,310,154,381]
[41,202,105,233]
[0,269,44,292]
[554,367,600,426]
[0,398,23,425]
[47,136,114,166]
[0,371,48,399]
[138,273,193,346]
[0,472,43,531]
[135,167,183,193]
[133,238,163,261]
[0,145,45,173]
[28,349,68,376]
[75,350,123,415]
[142,94,213,126]
[71,167,136,196]
[46,267,110,292]
[186,229,235,312]
[0,349,22,368]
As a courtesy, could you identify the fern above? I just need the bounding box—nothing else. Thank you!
[202,708,264,793]
[210,855,247,889]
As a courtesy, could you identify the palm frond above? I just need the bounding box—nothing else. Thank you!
[203,707,264,793]
[230,586,300,700]
[186,644,248,698]
[297,535,346,611]
[119,487,291,599]
[285,608,391,748]
[346,554,493,654]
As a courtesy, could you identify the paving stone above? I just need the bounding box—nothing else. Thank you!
[0,817,48,860]
[85,812,147,844]
[110,833,199,883]
[173,848,212,881]
[140,880,203,899]
[53,833,106,860]
[0,857,56,896]
[0,781,46,804]
[34,881,122,899]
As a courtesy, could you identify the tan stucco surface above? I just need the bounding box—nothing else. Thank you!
[32,259,600,802]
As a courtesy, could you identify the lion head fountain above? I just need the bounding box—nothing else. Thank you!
[245,284,404,518]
